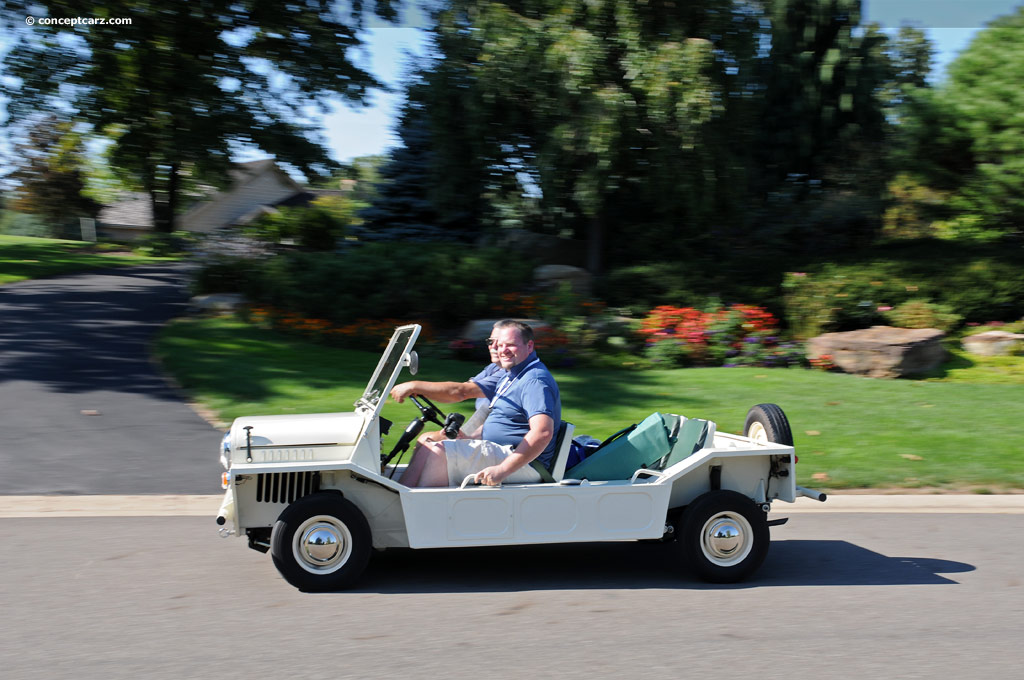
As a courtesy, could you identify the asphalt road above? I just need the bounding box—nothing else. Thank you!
[0,264,220,494]
[1,510,1021,680]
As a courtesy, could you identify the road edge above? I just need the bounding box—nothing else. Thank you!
[2,493,1023,518]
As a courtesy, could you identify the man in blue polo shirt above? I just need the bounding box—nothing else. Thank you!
[390,319,561,487]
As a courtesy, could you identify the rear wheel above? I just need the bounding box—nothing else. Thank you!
[270,493,371,592]
[743,403,793,446]
[674,490,769,583]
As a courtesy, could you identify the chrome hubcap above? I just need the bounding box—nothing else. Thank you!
[701,512,753,566]
[294,516,352,574]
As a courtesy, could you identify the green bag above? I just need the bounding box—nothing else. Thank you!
[565,412,676,481]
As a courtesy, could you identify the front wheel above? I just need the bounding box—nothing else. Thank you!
[270,493,371,592]
[674,490,769,583]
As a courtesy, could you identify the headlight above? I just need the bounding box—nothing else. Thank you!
[219,431,231,470]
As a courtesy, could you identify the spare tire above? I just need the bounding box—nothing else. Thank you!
[743,403,793,446]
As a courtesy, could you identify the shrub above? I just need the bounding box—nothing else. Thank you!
[781,268,898,340]
[244,204,346,251]
[883,299,962,332]
[599,263,708,316]
[192,243,539,329]
[132,231,195,257]
[0,210,52,238]
[782,239,1024,338]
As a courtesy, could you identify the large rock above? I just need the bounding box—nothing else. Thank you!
[534,264,592,296]
[962,330,1024,356]
[807,326,947,378]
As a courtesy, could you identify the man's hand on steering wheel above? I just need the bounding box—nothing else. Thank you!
[389,382,418,403]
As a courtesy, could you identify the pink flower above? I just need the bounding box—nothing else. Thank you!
[878,305,892,312]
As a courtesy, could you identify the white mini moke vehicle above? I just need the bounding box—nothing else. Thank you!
[215,325,826,592]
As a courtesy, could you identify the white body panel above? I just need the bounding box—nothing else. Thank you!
[400,478,670,548]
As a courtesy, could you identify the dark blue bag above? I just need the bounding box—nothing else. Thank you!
[566,435,601,469]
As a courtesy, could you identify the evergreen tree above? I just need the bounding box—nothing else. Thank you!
[358,88,446,241]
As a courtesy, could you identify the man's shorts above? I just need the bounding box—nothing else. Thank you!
[442,439,543,486]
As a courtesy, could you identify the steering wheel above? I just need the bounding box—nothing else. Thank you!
[380,395,450,478]
[409,395,446,428]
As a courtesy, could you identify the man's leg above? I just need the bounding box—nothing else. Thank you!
[416,439,451,487]
[398,442,431,487]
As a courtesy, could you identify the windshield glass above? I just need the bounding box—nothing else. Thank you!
[357,325,420,413]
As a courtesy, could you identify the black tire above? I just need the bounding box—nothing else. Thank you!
[270,492,372,592]
[673,490,770,583]
[743,403,793,446]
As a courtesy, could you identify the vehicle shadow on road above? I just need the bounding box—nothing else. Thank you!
[352,539,972,593]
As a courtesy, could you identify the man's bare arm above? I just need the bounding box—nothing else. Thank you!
[390,380,485,404]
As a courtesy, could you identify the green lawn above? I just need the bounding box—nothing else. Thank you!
[157,316,1024,492]
[0,235,174,284]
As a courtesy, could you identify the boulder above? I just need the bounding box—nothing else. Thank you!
[190,293,246,315]
[534,264,592,296]
[807,326,946,378]
[962,330,1024,356]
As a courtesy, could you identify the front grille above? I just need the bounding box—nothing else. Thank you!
[255,471,320,504]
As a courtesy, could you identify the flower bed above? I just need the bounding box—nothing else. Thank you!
[638,304,804,368]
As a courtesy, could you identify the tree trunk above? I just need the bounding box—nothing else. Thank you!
[586,212,604,275]
[149,163,179,234]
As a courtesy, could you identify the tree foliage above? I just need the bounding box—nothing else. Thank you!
[896,7,1024,239]
[6,114,101,237]
[368,0,902,271]
[2,0,395,232]
[941,8,1024,235]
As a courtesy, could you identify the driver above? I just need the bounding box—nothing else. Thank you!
[390,320,561,487]
[414,323,506,445]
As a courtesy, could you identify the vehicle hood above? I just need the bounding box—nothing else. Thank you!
[230,412,367,451]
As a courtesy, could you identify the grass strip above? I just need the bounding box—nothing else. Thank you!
[0,235,173,284]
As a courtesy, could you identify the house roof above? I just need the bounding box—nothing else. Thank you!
[97,159,307,230]
[96,192,153,229]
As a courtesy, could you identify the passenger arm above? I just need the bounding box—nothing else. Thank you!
[474,413,554,486]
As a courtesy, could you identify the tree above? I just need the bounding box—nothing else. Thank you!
[2,0,396,233]
[895,7,1024,239]
[940,8,1024,235]
[750,0,893,252]
[414,0,760,272]
[7,115,101,237]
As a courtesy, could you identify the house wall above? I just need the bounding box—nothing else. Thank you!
[182,169,298,232]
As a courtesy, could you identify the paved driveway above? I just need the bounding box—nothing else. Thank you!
[0,264,219,494]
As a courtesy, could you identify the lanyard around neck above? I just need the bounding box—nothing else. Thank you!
[489,358,540,409]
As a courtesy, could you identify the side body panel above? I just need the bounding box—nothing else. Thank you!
[400,480,672,548]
